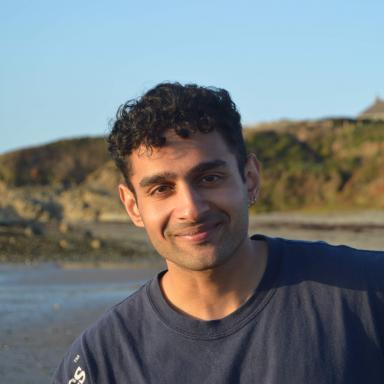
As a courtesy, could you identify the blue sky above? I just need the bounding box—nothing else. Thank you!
[1,0,383,154]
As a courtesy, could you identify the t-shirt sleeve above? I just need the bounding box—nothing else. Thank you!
[51,336,91,384]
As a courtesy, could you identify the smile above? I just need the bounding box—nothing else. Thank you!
[173,223,221,242]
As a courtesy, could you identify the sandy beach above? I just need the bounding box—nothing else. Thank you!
[249,210,384,251]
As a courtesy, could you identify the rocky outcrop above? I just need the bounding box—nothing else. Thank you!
[0,162,127,225]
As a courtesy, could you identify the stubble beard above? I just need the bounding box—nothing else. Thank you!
[157,211,249,272]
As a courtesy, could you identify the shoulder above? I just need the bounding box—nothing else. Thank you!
[262,235,384,291]
[283,237,383,267]
[51,280,153,384]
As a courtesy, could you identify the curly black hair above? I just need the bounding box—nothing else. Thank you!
[107,82,247,191]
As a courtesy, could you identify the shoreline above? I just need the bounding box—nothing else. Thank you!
[1,210,383,265]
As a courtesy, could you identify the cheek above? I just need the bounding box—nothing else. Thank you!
[140,203,170,235]
[219,183,247,204]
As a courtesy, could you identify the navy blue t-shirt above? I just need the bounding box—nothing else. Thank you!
[52,236,384,383]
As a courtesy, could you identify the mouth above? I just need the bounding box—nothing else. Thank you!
[173,222,222,243]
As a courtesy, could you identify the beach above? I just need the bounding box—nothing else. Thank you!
[0,263,163,384]
[1,212,383,383]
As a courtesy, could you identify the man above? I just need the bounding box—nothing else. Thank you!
[53,83,384,383]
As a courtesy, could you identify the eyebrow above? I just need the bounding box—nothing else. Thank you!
[139,159,228,188]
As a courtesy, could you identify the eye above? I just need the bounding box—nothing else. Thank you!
[200,174,222,184]
[150,184,173,196]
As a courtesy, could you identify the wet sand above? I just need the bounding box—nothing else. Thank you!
[0,263,162,384]
[249,210,384,251]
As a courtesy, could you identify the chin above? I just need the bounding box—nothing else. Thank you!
[166,250,232,272]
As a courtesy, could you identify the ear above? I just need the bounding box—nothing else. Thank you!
[244,153,261,201]
[118,184,145,228]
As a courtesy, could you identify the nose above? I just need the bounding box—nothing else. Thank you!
[174,184,210,222]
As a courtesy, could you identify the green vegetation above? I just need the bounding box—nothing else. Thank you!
[245,119,384,211]
[0,137,109,187]
[1,119,383,212]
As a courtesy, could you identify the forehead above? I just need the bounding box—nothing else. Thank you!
[128,130,236,179]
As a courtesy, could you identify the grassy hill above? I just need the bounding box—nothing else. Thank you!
[0,137,109,187]
[1,119,383,216]
[246,119,384,211]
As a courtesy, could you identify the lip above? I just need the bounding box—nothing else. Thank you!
[173,222,221,243]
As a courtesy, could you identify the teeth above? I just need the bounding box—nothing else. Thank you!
[179,231,204,236]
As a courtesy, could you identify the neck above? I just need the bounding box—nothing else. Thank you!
[160,238,267,321]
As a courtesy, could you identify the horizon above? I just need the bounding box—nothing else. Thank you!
[1,0,383,154]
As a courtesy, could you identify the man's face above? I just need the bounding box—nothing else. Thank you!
[119,130,259,272]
